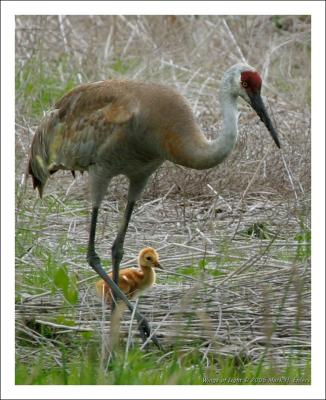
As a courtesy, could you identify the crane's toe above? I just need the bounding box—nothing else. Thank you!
[138,318,151,340]
[138,319,162,350]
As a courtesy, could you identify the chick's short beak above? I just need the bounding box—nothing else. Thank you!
[155,262,163,269]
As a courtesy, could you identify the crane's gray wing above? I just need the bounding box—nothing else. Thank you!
[28,81,136,195]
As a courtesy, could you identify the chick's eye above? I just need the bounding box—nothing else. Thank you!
[146,256,152,261]
[241,81,248,88]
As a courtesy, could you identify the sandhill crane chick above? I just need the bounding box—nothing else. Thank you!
[96,247,162,304]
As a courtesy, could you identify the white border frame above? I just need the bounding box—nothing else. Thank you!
[1,1,325,399]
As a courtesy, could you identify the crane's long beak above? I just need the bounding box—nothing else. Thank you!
[248,92,281,149]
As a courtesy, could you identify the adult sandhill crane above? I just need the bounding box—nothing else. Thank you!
[28,63,280,348]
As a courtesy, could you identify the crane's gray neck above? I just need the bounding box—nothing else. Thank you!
[185,90,238,170]
[215,90,238,162]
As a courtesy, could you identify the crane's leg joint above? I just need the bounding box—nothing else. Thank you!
[87,250,101,267]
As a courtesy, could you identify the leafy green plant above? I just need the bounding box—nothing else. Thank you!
[294,223,311,262]
[54,265,78,305]
[242,222,273,240]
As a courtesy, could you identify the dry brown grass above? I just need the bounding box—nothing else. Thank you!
[16,15,311,199]
[16,193,310,369]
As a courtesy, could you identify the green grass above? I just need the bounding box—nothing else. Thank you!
[16,56,77,119]
[294,220,311,262]
[15,230,79,303]
[170,260,225,284]
[15,346,311,385]
[112,58,139,75]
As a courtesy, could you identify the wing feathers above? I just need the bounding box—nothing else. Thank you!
[96,267,149,303]
[55,81,135,125]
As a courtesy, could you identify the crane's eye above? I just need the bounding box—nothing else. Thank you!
[241,81,248,88]
[146,256,152,261]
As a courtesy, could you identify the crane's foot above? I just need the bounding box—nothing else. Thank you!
[87,251,163,351]
[138,318,163,351]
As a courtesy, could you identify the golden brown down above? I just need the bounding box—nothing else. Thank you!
[96,247,162,304]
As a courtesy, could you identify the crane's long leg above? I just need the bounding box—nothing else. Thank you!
[111,200,135,308]
[87,206,162,349]
[110,200,162,348]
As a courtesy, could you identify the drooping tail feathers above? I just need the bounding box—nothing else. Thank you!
[27,110,58,197]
